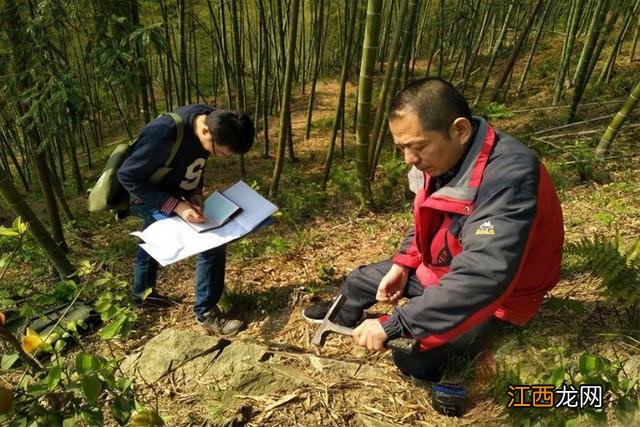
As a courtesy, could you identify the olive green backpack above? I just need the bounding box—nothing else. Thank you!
[87,112,184,216]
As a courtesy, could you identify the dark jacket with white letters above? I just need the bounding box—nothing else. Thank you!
[117,104,213,214]
[380,117,564,351]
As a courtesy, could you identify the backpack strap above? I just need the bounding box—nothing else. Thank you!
[147,112,185,185]
[162,112,184,166]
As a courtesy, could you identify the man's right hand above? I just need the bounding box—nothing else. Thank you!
[376,264,409,303]
[174,200,207,223]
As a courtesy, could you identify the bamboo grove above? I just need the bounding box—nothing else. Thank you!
[0,0,639,274]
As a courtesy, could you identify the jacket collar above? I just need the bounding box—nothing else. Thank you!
[426,116,496,204]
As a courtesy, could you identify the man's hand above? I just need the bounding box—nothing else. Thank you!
[174,200,206,223]
[376,264,409,303]
[352,319,388,351]
[189,194,204,212]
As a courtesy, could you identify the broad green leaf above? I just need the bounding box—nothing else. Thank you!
[579,353,604,376]
[547,366,565,388]
[67,320,78,334]
[0,227,19,237]
[44,365,62,390]
[81,407,104,426]
[81,375,102,402]
[54,339,66,353]
[76,353,101,375]
[100,314,127,339]
[62,417,80,427]
[1,353,20,370]
[112,393,135,425]
[13,217,27,234]
[94,294,112,313]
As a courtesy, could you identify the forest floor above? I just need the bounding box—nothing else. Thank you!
[5,39,640,425]
[87,79,640,424]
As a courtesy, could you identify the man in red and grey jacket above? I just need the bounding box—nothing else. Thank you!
[303,78,564,380]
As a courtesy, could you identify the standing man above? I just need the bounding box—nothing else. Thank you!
[118,105,254,336]
[304,78,564,380]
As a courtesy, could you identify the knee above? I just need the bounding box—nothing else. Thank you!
[201,245,227,259]
[391,349,448,382]
[341,266,367,292]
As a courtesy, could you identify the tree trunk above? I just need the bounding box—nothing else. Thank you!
[0,170,74,278]
[355,0,383,207]
[322,0,358,189]
[567,0,609,123]
[516,2,553,96]
[489,0,544,102]
[595,80,640,157]
[473,2,514,106]
[368,0,410,168]
[178,0,187,106]
[269,0,301,198]
[304,0,326,140]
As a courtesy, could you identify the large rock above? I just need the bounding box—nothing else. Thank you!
[178,340,313,397]
[123,328,227,382]
[308,355,392,381]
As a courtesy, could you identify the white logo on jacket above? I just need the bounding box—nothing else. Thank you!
[179,158,205,190]
[475,220,495,235]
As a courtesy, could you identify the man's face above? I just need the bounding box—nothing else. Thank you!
[389,111,471,177]
[200,127,233,156]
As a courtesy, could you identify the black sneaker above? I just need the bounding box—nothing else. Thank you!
[302,299,334,324]
[134,291,178,308]
[197,308,246,336]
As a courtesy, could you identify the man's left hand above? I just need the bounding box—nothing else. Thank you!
[352,319,388,351]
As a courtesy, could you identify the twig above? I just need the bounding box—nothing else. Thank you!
[561,154,638,165]
[529,137,580,160]
[533,114,615,135]
[544,123,640,140]
[0,233,25,282]
[511,98,624,114]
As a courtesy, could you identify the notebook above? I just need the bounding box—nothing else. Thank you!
[186,191,242,232]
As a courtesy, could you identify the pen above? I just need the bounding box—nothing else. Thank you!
[180,196,206,219]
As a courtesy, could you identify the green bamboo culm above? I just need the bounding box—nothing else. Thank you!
[355,0,384,207]
[553,0,585,105]
[368,0,410,169]
[566,0,608,124]
[595,81,640,158]
[322,0,358,190]
[0,172,74,278]
[269,0,301,198]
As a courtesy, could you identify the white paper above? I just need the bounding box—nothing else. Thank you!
[131,181,278,266]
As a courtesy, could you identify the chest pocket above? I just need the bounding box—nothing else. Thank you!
[179,158,206,190]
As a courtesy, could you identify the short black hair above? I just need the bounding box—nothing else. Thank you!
[389,78,472,136]
[205,110,255,154]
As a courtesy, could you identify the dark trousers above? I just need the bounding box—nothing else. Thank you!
[336,259,510,381]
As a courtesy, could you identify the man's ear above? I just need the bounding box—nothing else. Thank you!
[450,117,473,145]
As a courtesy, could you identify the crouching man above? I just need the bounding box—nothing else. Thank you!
[304,78,564,380]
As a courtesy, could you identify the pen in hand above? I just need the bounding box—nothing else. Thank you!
[178,197,208,223]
